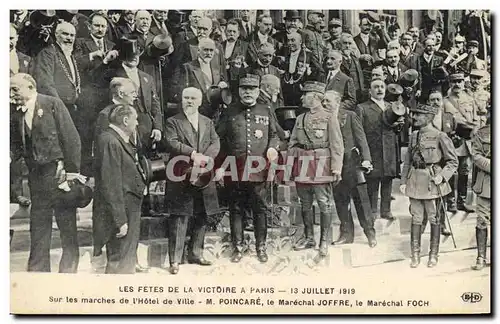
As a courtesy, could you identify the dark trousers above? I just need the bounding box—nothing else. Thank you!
[105,209,141,274]
[67,103,93,177]
[27,162,79,273]
[334,181,375,238]
[366,176,393,215]
[228,182,268,252]
[168,212,207,265]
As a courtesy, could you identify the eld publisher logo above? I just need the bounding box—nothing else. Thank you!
[461,292,483,303]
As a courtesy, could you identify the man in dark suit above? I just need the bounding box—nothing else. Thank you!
[323,90,376,247]
[236,10,254,42]
[150,10,169,36]
[356,79,402,220]
[408,26,425,55]
[10,24,31,75]
[10,73,82,273]
[92,38,163,155]
[172,38,228,120]
[384,49,408,84]
[93,104,147,274]
[273,10,302,57]
[340,33,366,103]
[400,32,419,69]
[164,87,221,275]
[354,17,380,57]
[246,13,279,65]
[417,38,445,103]
[116,10,136,38]
[222,19,249,65]
[320,50,356,111]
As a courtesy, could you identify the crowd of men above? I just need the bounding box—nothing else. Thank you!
[9,9,491,275]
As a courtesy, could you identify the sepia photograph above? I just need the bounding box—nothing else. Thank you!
[8,7,492,315]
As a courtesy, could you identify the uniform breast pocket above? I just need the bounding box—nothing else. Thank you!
[421,144,439,162]
[312,124,327,139]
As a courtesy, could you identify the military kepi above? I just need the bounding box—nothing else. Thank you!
[449,73,465,81]
[410,104,438,115]
[302,81,326,94]
[239,74,260,87]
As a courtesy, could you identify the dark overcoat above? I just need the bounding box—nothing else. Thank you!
[356,100,400,178]
[164,113,221,217]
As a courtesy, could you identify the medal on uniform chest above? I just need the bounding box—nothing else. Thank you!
[254,129,263,139]
[315,129,324,138]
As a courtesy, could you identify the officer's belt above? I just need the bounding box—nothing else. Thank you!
[295,142,330,150]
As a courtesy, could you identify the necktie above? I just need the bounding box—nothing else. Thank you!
[392,69,397,80]
[246,23,251,35]
[97,39,104,51]
[327,71,333,84]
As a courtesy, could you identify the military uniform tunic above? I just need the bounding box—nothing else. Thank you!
[401,125,458,225]
[471,124,491,228]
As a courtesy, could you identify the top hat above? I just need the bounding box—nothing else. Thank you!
[183,166,214,190]
[302,81,326,94]
[410,104,438,115]
[115,37,143,61]
[152,33,173,50]
[455,122,475,139]
[29,10,57,28]
[239,74,260,87]
[383,101,406,125]
[275,106,298,131]
[284,10,301,21]
[56,179,93,209]
[56,10,78,22]
[140,155,167,184]
[207,86,232,106]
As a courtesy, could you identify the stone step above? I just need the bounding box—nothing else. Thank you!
[340,222,491,268]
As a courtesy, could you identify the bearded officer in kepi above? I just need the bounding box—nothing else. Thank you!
[216,74,280,263]
[400,104,458,269]
[288,81,344,256]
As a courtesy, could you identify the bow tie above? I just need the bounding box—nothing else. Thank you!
[16,105,28,113]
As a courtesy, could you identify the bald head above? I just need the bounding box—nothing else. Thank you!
[190,10,205,27]
[182,87,203,115]
[10,73,37,105]
[135,10,152,32]
[197,17,213,38]
[260,74,280,99]
[110,77,137,105]
[198,38,215,62]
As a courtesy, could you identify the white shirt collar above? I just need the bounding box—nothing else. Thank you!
[371,97,386,111]
[185,111,199,130]
[401,46,411,56]
[109,124,130,143]
[198,57,210,66]
[328,69,340,77]
[423,53,433,62]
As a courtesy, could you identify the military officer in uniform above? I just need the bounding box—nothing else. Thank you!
[216,74,280,263]
[288,82,344,256]
[443,73,480,212]
[467,69,490,127]
[400,104,458,268]
[470,110,490,270]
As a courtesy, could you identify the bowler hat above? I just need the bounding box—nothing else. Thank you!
[239,74,260,87]
[56,10,78,22]
[29,10,57,28]
[207,85,232,106]
[366,11,380,23]
[455,122,474,139]
[115,37,143,61]
[302,81,326,94]
[152,33,173,50]
[410,104,438,115]
[56,179,93,209]
[387,83,404,96]
[284,10,301,21]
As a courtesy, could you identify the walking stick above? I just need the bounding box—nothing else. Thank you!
[430,168,457,248]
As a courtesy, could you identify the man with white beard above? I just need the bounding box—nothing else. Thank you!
[32,22,89,175]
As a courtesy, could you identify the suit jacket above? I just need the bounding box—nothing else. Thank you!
[384,63,408,84]
[222,38,249,63]
[354,33,379,57]
[73,37,115,73]
[319,70,357,111]
[171,59,227,119]
[400,50,419,70]
[116,18,135,38]
[93,63,163,145]
[338,108,371,188]
[10,93,81,172]
[12,51,31,74]
[340,54,365,102]
[417,54,445,97]
[164,113,221,216]
[356,99,400,178]
[32,43,81,106]
[246,31,278,65]
[237,19,254,42]
[92,128,146,253]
